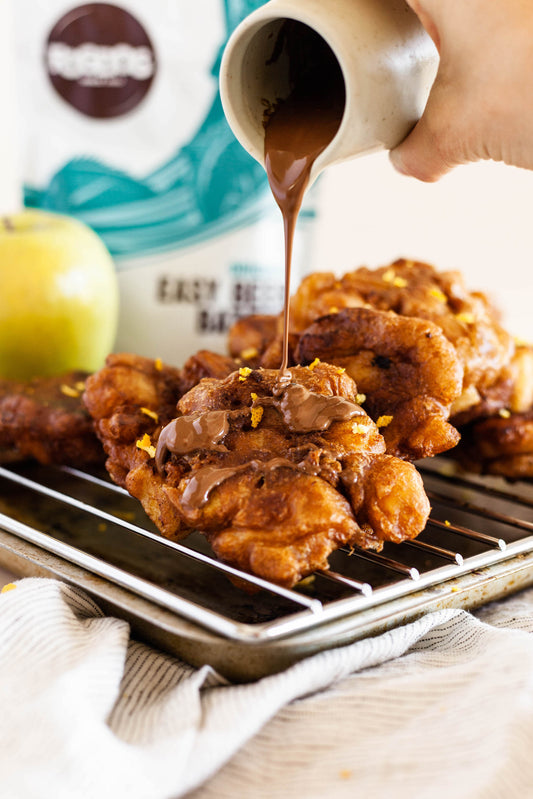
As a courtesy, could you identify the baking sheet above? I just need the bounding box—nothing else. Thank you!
[1,459,533,681]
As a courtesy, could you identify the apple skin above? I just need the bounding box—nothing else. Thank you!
[0,210,119,380]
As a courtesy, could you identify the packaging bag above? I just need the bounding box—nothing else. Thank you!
[14,0,318,365]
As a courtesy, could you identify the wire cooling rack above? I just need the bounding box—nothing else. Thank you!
[1,459,533,646]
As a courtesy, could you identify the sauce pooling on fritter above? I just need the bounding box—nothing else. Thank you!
[267,382,363,432]
[155,375,364,508]
[155,410,228,472]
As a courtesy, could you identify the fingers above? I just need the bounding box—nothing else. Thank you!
[389,67,469,182]
[390,0,533,180]
[390,0,460,181]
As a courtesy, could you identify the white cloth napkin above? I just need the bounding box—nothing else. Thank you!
[1,577,533,799]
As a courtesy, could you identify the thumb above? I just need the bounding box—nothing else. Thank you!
[389,113,452,182]
[389,117,451,183]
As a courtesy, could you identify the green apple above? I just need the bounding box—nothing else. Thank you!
[0,210,119,380]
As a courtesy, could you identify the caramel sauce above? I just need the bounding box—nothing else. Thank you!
[157,382,361,471]
[181,464,247,510]
[263,21,345,374]
[158,27,350,510]
[155,410,228,472]
[182,456,306,510]
[159,383,363,507]
[272,383,363,432]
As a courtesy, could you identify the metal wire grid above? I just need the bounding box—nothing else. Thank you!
[1,460,533,643]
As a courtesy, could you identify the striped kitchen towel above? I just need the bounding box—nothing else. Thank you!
[1,576,533,799]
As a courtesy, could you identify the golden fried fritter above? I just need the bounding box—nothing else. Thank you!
[82,352,184,485]
[508,344,533,414]
[0,371,103,466]
[85,357,430,587]
[228,259,533,459]
[456,409,533,479]
[180,349,238,394]
[228,315,300,370]
[228,315,280,364]
[296,307,463,460]
[291,259,520,422]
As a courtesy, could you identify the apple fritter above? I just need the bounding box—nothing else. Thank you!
[0,371,103,466]
[82,352,184,486]
[228,259,530,436]
[456,409,533,479]
[82,350,241,537]
[85,357,430,587]
[180,349,238,394]
[228,315,280,366]
[296,307,463,460]
[291,259,522,424]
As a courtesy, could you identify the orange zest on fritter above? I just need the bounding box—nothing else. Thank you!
[136,433,156,458]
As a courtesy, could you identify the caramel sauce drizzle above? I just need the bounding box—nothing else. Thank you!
[156,379,363,509]
[263,22,345,375]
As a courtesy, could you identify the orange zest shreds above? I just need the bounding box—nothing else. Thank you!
[329,306,339,314]
[240,347,259,360]
[429,287,447,302]
[250,390,264,428]
[392,276,408,288]
[238,367,252,381]
[336,366,346,374]
[1,583,16,594]
[74,381,86,392]
[499,408,511,419]
[356,393,366,404]
[154,357,163,371]
[308,357,321,371]
[136,433,156,458]
[376,415,393,428]
[141,407,159,422]
[455,311,475,325]
[60,384,80,398]
[444,520,452,527]
[382,268,395,283]
[250,405,264,428]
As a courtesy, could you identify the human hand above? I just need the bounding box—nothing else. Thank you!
[390,0,533,181]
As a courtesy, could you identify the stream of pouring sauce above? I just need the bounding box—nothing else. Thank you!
[263,24,345,374]
[154,28,350,508]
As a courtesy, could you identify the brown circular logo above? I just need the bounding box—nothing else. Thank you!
[45,3,157,119]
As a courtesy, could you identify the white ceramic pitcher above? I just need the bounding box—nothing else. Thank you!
[220,0,438,187]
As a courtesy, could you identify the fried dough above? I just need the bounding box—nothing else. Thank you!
[84,358,430,587]
[296,307,463,459]
[0,371,103,466]
[457,409,533,479]
[229,259,533,460]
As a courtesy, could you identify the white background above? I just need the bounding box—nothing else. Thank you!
[313,151,533,341]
